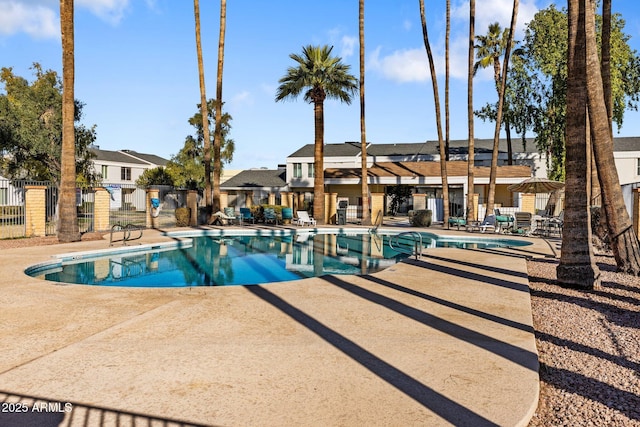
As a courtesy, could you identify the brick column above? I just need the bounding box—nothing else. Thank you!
[146,188,160,228]
[370,193,385,226]
[187,190,198,226]
[24,186,46,237]
[268,192,276,205]
[220,191,229,210]
[93,188,111,231]
[412,193,427,211]
[521,193,536,215]
[326,192,337,224]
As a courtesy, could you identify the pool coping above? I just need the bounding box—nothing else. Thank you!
[0,225,553,426]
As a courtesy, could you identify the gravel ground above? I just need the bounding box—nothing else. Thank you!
[527,254,640,426]
[3,236,639,426]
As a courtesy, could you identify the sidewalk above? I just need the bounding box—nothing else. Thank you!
[0,226,552,426]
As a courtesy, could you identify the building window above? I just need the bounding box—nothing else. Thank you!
[121,167,131,181]
[308,163,314,178]
[637,158,640,175]
[293,163,302,178]
[101,165,108,179]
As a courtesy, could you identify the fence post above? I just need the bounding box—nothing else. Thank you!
[24,185,47,237]
[146,188,160,228]
[93,188,111,231]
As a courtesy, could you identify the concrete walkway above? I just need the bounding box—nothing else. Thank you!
[0,225,557,426]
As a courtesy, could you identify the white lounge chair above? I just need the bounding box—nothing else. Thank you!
[294,211,316,227]
[210,210,237,226]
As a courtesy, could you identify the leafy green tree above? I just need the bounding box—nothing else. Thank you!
[166,99,233,189]
[0,64,97,184]
[136,166,174,188]
[276,45,358,225]
[487,5,640,180]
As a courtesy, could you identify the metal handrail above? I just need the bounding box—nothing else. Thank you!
[388,231,423,260]
[109,223,144,246]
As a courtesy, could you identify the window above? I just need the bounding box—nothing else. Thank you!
[101,165,108,180]
[293,163,302,178]
[637,158,640,176]
[308,163,314,178]
[121,167,131,181]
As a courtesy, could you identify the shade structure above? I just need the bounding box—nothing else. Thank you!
[507,177,565,193]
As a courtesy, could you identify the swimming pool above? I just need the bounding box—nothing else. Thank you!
[26,229,531,287]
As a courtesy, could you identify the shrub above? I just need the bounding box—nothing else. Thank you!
[411,209,432,227]
[175,207,191,227]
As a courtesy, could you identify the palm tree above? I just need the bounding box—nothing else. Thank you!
[193,0,212,219]
[557,0,600,289]
[584,0,640,275]
[58,0,80,242]
[445,0,451,162]
[213,0,227,213]
[359,0,371,226]
[419,0,449,227]
[485,2,518,218]
[276,45,358,225]
[466,0,476,223]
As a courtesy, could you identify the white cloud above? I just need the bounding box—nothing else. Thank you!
[228,90,253,111]
[452,0,540,40]
[0,1,58,38]
[340,35,356,59]
[0,0,132,39]
[77,0,130,25]
[369,46,428,83]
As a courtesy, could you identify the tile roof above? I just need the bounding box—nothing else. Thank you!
[91,148,169,166]
[325,161,532,179]
[221,168,287,189]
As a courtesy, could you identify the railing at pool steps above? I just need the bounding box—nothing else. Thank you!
[109,223,144,246]
[388,231,423,260]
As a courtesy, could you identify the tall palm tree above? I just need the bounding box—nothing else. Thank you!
[445,0,451,162]
[485,2,518,218]
[276,45,358,225]
[212,0,227,213]
[193,0,212,218]
[557,0,600,289]
[419,0,449,226]
[466,0,476,223]
[584,0,640,275]
[359,0,370,226]
[58,0,80,242]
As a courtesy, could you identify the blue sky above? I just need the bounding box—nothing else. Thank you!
[1,0,640,170]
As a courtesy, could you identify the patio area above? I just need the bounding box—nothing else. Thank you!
[0,223,557,426]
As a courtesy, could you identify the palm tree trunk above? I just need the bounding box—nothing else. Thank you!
[584,0,640,275]
[486,0,518,218]
[419,0,448,226]
[445,0,451,162]
[359,0,371,226]
[58,0,80,242]
[557,0,600,288]
[313,96,325,225]
[194,0,212,218]
[466,0,476,222]
[213,0,226,213]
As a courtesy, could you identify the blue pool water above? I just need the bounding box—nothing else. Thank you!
[26,230,531,287]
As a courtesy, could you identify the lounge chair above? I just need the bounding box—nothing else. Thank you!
[512,212,532,236]
[494,209,514,233]
[239,207,255,225]
[479,214,497,233]
[294,210,316,227]
[210,209,237,226]
[448,209,467,230]
[264,207,278,225]
[281,207,293,224]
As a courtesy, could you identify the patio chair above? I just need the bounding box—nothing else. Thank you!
[479,214,497,233]
[239,207,255,225]
[494,209,514,233]
[512,212,532,236]
[263,207,278,225]
[448,208,467,230]
[281,207,293,224]
[545,210,564,238]
[294,210,316,227]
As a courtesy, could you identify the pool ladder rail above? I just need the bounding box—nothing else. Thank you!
[109,223,144,246]
[388,231,423,260]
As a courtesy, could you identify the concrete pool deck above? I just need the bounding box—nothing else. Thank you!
[0,224,557,426]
